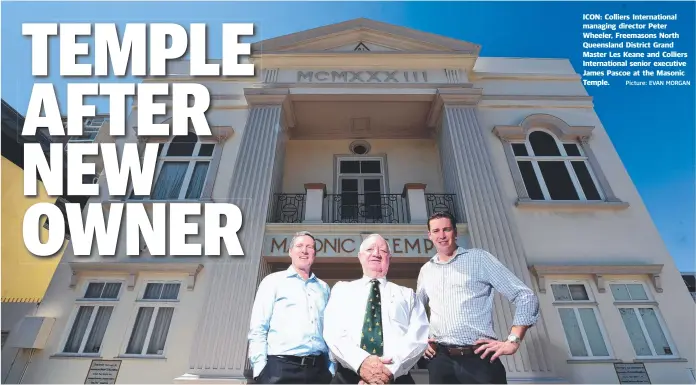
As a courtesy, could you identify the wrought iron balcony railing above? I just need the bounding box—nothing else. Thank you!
[323,193,409,224]
[269,194,306,223]
[425,194,458,219]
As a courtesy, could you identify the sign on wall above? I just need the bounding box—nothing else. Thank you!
[85,360,121,384]
[263,234,468,257]
[614,363,651,384]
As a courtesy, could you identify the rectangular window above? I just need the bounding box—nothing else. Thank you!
[129,134,215,201]
[124,282,180,356]
[550,282,611,358]
[610,282,676,357]
[62,281,121,354]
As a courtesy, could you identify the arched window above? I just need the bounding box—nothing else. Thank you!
[512,130,603,201]
[130,131,216,200]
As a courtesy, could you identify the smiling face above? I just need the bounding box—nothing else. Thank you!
[358,235,390,278]
[428,216,457,255]
[289,235,316,271]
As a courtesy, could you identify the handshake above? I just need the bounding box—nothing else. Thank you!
[357,355,395,385]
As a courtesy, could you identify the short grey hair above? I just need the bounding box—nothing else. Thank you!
[290,231,316,248]
[359,233,391,255]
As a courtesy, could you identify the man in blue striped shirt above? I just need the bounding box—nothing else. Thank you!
[248,231,333,384]
[416,212,540,384]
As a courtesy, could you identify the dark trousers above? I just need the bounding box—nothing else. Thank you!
[331,363,415,384]
[255,355,332,384]
[427,347,507,384]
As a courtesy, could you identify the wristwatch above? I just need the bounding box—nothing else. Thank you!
[506,334,521,344]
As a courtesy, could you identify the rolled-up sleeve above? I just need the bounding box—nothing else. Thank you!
[479,249,539,326]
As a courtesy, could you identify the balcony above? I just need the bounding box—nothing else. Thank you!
[268,184,460,225]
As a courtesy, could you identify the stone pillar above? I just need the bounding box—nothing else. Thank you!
[303,183,326,224]
[402,183,428,224]
[175,89,290,382]
[434,92,558,380]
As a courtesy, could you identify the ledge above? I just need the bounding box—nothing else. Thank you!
[567,359,623,364]
[69,262,204,291]
[529,264,664,294]
[633,357,688,363]
[515,199,630,211]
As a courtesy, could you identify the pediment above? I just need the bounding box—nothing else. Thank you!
[251,18,480,55]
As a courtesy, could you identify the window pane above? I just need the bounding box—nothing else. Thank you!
[578,308,609,356]
[518,161,544,200]
[126,307,154,354]
[341,179,358,192]
[569,284,589,301]
[558,308,588,356]
[538,161,579,200]
[144,283,163,300]
[147,307,174,354]
[198,144,215,156]
[185,162,210,199]
[152,162,189,200]
[83,306,113,353]
[512,143,528,156]
[529,131,561,156]
[102,283,121,299]
[360,161,381,173]
[340,161,360,173]
[564,144,581,156]
[363,179,381,192]
[619,308,652,356]
[551,284,572,301]
[166,132,197,156]
[627,284,648,301]
[64,306,93,353]
[639,308,672,355]
[571,161,601,200]
[161,283,181,300]
[611,284,631,301]
[85,283,104,299]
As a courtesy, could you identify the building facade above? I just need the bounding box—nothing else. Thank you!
[9,19,695,384]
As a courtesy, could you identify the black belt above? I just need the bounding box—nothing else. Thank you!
[272,354,324,366]
[436,343,481,356]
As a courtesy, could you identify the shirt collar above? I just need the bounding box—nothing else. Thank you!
[285,265,317,281]
[360,275,387,286]
[430,246,467,265]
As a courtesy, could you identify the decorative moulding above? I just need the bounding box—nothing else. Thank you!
[515,200,630,211]
[529,264,664,294]
[426,88,483,128]
[68,262,204,291]
[493,113,595,142]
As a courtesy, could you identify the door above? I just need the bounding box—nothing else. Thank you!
[336,158,385,223]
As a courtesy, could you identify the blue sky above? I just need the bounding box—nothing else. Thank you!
[2,1,694,271]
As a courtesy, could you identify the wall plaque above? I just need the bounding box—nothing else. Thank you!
[614,363,651,384]
[85,359,121,384]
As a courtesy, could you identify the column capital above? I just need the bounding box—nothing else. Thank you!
[426,88,483,128]
[244,88,296,129]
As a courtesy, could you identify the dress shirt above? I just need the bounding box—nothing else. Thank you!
[323,276,429,379]
[248,265,332,378]
[416,247,540,346]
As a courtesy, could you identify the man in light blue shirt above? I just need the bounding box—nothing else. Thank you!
[248,231,333,384]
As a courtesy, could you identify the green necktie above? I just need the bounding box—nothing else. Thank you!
[360,279,384,356]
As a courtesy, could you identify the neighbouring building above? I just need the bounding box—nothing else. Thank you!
[9,19,695,384]
[0,100,108,382]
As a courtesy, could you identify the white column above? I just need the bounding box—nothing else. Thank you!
[175,90,289,382]
[437,99,558,379]
[402,183,428,224]
[303,183,325,223]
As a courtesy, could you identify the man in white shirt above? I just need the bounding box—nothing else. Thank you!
[323,234,429,384]
[248,231,333,384]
